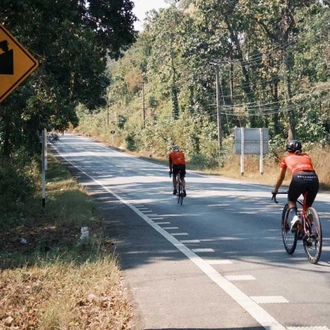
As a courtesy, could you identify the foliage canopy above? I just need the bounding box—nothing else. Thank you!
[0,0,136,156]
[83,0,330,165]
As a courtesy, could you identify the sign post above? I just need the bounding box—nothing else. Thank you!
[41,129,47,208]
[240,127,245,175]
[0,24,39,103]
[234,127,269,175]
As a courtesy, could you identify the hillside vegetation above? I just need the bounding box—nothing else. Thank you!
[76,1,330,187]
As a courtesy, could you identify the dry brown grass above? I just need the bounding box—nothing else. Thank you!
[309,148,330,189]
[0,154,133,330]
[217,149,330,192]
[0,257,132,330]
[218,154,291,186]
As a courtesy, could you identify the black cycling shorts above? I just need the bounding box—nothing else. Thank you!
[288,171,319,207]
[173,164,186,179]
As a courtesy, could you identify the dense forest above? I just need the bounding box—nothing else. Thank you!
[1,0,330,209]
[77,0,330,167]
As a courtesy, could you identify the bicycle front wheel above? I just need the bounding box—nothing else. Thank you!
[281,204,297,254]
[303,207,322,264]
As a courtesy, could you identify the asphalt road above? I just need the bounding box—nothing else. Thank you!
[52,134,330,330]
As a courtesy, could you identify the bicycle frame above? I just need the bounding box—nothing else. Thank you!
[296,193,309,237]
[272,191,322,264]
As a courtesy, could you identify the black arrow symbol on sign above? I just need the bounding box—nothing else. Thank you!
[0,40,14,75]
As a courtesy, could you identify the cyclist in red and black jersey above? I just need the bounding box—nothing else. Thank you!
[272,140,319,232]
[169,146,186,196]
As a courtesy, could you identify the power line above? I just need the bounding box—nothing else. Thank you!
[203,93,330,117]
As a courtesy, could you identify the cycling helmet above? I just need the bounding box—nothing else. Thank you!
[173,145,180,152]
[286,140,302,152]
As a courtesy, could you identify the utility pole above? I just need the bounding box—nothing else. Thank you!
[210,62,226,150]
[210,61,230,151]
[215,64,222,149]
[142,82,146,127]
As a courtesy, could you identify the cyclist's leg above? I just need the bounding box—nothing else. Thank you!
[288,178,300,210]
[305,175,319,208]
[287,176,303,231]
[172,165,178,194]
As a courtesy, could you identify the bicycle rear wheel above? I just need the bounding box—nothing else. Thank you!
[303,207,322,264]
[281,204,297,254]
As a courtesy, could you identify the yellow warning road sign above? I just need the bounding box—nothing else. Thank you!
[0,24,39,103]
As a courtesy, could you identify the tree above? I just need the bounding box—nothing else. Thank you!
[0,0,136,156]
[143,6,188,119]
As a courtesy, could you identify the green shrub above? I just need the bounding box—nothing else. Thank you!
[125,134,136,151]
[189,154,208,169]
[0,155,39,214]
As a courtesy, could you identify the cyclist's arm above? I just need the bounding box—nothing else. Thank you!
[272,167,286,194]
[169,154,173,172]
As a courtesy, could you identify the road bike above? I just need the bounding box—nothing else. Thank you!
[272,191,322,264]
[169,170,185,205]
[176,170,185,205]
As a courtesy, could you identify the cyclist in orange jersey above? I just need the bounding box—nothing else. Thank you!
[272,140,319,232]
[169,145,186,196]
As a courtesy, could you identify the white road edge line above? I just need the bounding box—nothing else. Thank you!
[54,147,287,330]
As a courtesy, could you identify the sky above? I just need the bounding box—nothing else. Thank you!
[132,0,170,31]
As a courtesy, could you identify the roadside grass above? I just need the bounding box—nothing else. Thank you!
[0,153,132,329]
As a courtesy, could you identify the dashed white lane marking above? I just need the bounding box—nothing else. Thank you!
[192,248,215,253]
[171,233,189,236]
[207,259,233,265]
[318,212,330,217]
[288,327,330,330]
[57,153,287,330]
[153,222,171,225]
[180,240,201,244]
[250,296,289,304]
[163,227,179,230]
[226,275,255,281]
[150,218,164,220]
[141,210,153,213]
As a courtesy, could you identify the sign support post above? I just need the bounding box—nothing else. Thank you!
[41,129,47,208]
[240,127,245,175]
[260,128,264,175]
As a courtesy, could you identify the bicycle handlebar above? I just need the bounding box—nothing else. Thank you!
[271,191,288,204]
